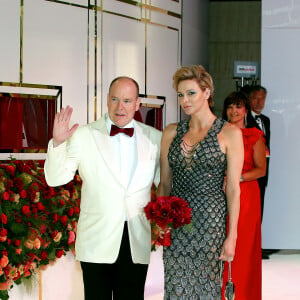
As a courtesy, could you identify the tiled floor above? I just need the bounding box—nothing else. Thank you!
[145,249,300,300]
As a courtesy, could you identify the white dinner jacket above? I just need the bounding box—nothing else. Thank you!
[44,114,161,264]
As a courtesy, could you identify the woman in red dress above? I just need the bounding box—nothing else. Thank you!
[222,91,266,300]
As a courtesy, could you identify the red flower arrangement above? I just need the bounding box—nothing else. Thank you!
[144,195,192,251]
[0,159,82,300]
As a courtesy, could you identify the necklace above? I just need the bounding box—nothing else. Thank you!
[180,139,200,169]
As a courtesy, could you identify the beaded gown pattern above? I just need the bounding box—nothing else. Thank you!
[164,118,227,300]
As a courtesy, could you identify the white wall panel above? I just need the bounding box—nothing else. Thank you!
[148,10,181,29]
[23,0,88,125]
[0,0,20,82]
[88,9,102,122]
[103,0,141,19]
[147,25,179,125]
[60,0,89,5]
[150,0,181,14]
[102,13,145,114]
[261,0,300,249]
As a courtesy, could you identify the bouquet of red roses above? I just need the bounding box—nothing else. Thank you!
[144,196,192,251]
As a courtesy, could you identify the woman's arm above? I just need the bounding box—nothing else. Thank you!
[220,124,244,262]
[240,136,266,181]
[156,124,177,197]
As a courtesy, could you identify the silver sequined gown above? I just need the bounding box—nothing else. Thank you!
[164,118,227,300]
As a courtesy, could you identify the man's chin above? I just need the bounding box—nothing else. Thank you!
[114,118,130,127]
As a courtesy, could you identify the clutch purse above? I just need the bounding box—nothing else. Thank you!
[224,261,235,300]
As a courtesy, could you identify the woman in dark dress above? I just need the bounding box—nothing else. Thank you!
[157,65,244,299]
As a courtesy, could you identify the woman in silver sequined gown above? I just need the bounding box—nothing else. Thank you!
[157,65,244,300]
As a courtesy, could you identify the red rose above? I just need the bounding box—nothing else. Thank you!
[40,251,48,260]
[37,160,45,168]
[55,249,64,258]
[5,179,13,189]
[1,213,7,224]
[26,161,36,169]
[43,187,55,199]
[74,206,80,214]
[5,165,15,176]
[157,229,171,247]
[60,215,68,226]
[31,207,38,215]
[3,191,10,201]
[37,202,46,211]
[21,205,30,215]
[28,190,37,202]
[23,164,32,174]
[0,228,7,237]
[39,223,47,234]
[15,160,25,172]
[51,230,58,239]
[3,266,10,277]
[13,239,21,247]
[52,213,58,223]
[67,208,74,217]
[14,177,24,192]
[20,190,27,199]
[59,199,65,207]
[144,196,192,250]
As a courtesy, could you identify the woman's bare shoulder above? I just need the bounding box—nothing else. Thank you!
[162,123,178,142]
[220,123,242,146]
[163,122,178,135]
[222,122,241,135]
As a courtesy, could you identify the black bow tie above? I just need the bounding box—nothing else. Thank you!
[255,115,261,119]
[110,124,134,137]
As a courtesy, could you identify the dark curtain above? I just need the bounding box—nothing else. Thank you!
[0,96,23,149]
[134,106,163,131]
[0,95,55,150]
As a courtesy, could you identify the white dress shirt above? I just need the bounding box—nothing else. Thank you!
[251,111,265,134]
[105,115,137,189]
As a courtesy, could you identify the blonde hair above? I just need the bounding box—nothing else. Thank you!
[172,65,214,106]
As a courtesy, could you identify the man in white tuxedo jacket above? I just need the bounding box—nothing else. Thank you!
[44,77,162,299]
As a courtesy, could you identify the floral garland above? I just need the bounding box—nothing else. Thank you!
[0,160,81,300]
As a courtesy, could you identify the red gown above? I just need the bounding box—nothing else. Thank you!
[222,127,263,300]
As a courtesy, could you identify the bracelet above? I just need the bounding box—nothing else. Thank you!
[240,175,244,182]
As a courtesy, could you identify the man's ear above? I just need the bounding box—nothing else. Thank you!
[136,97,141,111]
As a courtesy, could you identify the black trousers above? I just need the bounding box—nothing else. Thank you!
[80,223,148,300]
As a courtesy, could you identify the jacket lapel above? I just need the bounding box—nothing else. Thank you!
[89,115,124,187]
[128,121,151,190]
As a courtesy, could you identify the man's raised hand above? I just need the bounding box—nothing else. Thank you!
[52,106,79,147]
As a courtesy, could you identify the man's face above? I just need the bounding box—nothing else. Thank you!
[107,78,140,127]
[249,90,266,114]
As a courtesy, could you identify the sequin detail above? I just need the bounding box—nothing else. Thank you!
[164,118,227,300]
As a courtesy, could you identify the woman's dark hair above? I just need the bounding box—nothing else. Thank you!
[222,91,251,121]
